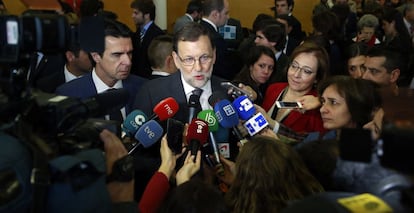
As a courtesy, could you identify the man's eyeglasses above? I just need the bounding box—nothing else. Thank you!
[289,61,315,76]
[176,53,213,66]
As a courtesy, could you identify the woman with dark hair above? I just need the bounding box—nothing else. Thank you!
[259,41,329,144]
[233,45,276,105]
[221,136,324,213]
[345,42,369,79]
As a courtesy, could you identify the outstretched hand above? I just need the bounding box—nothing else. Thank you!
[176,151,201,185]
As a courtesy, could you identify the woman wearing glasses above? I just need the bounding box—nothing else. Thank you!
[259,41,329,144]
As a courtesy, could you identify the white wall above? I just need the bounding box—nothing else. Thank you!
[154,0,167,30]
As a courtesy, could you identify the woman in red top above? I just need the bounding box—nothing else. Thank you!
[260,41,329,143]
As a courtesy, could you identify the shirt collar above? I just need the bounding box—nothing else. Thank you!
[185,13,194,21]
[180,72,213,110]
[92,68,123,93]
[141,21,153,33]
[202,17,218,32]
[64,64,80,82]
[151,70,170,76]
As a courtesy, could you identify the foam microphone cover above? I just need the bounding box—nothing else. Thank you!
[197,110,219,132]
[82,88,129,117]
[187,119,209,155]
[134,120,163,148]
[232,95,256,120]
[122,110,148,137]
[213,99,239,128]
[153,97,179,121]
[208,91,229,107]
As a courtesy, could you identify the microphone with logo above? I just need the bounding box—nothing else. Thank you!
[197,110,225,176]
[233,96,269,136]
[128,120,164,155]
[186,118,209,157]
[149,97,179,122]
[188,94,201,123]
[122,109,148,137]
[213,99,244,140]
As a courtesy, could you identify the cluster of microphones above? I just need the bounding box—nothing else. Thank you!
[120,91,270,175]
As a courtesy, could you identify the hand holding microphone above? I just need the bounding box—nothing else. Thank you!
[233,95,269,137]
[186,118,209,156]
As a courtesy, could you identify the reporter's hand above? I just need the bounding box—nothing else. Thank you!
[100,129,134,203]
[363,107,384,141]
[158,135,184,179]
[297,95,321,111]
[175,151,201,185]
[259,127,279,140]
[238,83,257,101]
[217,156,236,185]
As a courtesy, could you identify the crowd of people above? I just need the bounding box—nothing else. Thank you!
[1,0,414,212]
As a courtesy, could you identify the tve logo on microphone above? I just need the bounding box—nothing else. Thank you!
[244,113,269,136]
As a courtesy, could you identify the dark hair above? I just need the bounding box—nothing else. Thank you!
[277,13,294,27]
[318,76,382,128]
[245,45,276,68]
[202,0,225,16]
[290,41,330,83]
[130,0,156,20]
[345,42,369,60]
[226,136,323,213]
[173,22,215,52]
[255,19,286,51]
[98,19,132,56]
[252,13,274,32]
[186,0,202,14]
[312,10,340,41]
[159,179,229,213]
[276,0,295,8]
[365,45,402,74]
[148,34,173,68]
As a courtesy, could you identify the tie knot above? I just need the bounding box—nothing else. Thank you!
[192,88,203,97]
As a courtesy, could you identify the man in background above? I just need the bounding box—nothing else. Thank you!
[173,0,202,34]
[130,0,165,79]
[147,35,177,79]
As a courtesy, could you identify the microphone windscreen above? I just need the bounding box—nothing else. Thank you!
[122,110,148,137]
[186,119,209,146]
[243,112,269,136]
[197,110,219,132]
[233,95,256,120]
[188,94,200,107]
[153,97,179,121]
[214,99,239,128]
[208,91,228,107]
[83,88,129,117]
[135,120,163,148]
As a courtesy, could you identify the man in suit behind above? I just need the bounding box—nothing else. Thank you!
[173,0,203,34]
[37,27,93,93]
[200,0,241,80]
[130,0,165,78]
[133,22,232,200]
[56,19,146,120]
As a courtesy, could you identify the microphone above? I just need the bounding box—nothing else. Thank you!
[128,120,164,155]
[186,118,209,156]
[197,110,225,176]
[188,94,201,123]
[82,88,129,117]
[233,95,269,136]
[150,97,179,121]
[213,99,244,140]
[122,110,148,137]
[208,91,229,107]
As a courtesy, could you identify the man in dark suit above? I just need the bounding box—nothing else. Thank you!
[273,0,305,42]
[133,22,234,201]
[56,19,146,119]
[173,0,202,34]
[37,34,93,93]
[200,0,241,80]
[130,0,165,78]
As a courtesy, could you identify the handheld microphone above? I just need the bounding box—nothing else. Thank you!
[122,110,148,137]
[188,94,201,123]
[186,118,209,156]
[197,110,225,176]
[232,95,256,120]
[213,99,245,141]
[128,120,163,155]
[208,91,229,107]
[233,95,269,136]
[150,97,179,121]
